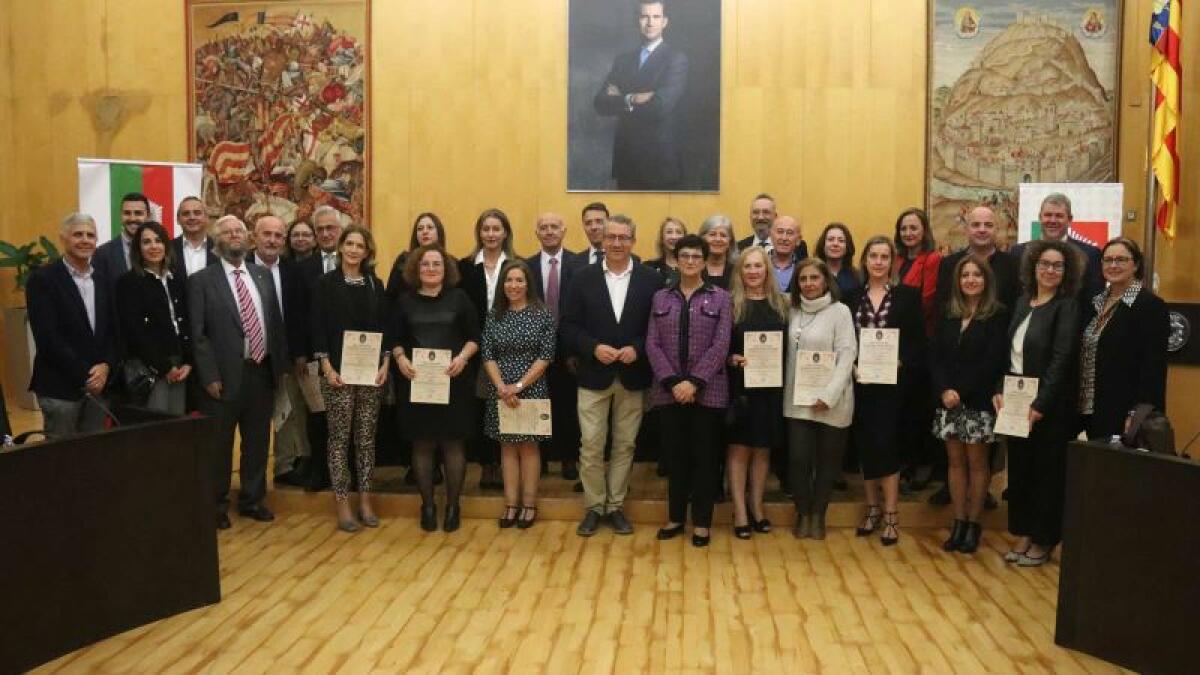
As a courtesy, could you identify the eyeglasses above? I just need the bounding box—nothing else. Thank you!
[676,252,705,262]
[604,234,633,243]
[1102,256,1133,266]
[1036,261,1065,272]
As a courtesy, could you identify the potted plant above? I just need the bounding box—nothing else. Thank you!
[0,236,60,410]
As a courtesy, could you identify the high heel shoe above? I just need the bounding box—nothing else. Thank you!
[943,519,967,551]
[692,531,711,548]
[517,506,538,529]
[957,521,982,554]
[443,504,461,532]
[881,511,900,546]
[1017,547,1051,567]
[337,518,361,533]
[358,511,380,528]
[656,523,685,540]
[498,505,519,529]
[750,512,772,533]
[856,505,882,537]
[419,504,437,532]
[733,524,752,540]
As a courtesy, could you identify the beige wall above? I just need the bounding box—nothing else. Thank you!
[0,0,1195,439]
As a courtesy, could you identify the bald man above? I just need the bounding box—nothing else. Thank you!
[768,215,806,292]
[934,205,1019,319]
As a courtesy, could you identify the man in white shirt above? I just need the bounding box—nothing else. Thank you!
[170,196,217,280]
[737,193,777,251]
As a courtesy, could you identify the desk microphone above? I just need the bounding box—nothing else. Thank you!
[82,391,121,428]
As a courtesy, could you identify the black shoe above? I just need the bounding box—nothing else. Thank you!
[657,523,685,540]
[608,509,634,535]
[216,513,232,530]
[984,492,998,510]
[928,483,951,505]
[499,504,519,529]
[420,504,437,532]
[957,521,982,554]
[517,506,537,529]
[733,524,752,540]
[443,504,461,532]
[751,516,772,534]
[943,519,967,552]
[577,510,602,537]
[562,462,579,481]
[881,511,900,546]
[274,470,305,488]
[692,532,711,548]
[573,481,584,493]
[856,506,882,537]
[238,504,275,522]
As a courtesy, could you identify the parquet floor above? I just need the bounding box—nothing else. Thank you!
[37,513,1124,674]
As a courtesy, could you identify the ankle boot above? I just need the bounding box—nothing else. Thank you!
[420,504,437,532]
[792,513,811,539]
[810,512,827,540]
[958,521,982,554]
[444,504,461,532]
[943,519,967,551]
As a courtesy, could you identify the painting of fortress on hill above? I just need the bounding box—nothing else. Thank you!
[926,1,1121,251]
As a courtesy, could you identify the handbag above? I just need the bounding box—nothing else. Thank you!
[1121,404,1176,455]
[122,359,157,402]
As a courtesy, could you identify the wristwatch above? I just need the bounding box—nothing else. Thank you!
[514,381,524,392]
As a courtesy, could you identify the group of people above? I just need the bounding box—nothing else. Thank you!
[27,191,1169,560]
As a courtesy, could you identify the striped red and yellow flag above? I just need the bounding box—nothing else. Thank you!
[1150,0,1182,239]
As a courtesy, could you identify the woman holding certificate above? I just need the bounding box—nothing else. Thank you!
[310,225,392,533]
[782,259,857,540]
[392,244,481,533]
[846,236,925,546]
[726,246,790,539]
[646,235,733,548]
[482,260,556,529]
[995,240,1080,566]
[929,257,1007,553]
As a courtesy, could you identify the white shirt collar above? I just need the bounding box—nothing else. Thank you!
[643,38,663,54]
[474,249,508,266]
[602,259,633,279]
[221,258,247,276]
[182,236,207,251]
[64,258,94,279]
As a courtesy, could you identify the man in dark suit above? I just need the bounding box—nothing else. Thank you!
[1007,193,1104,301]
[93,192,150,286]
[560,214,663,536]
[170,196,218,281]
[737,193,778,251]
[27,213,117,438]
[190,215,288,529]
[526,212,584,480]
[593,1,689,190]
[580,202,609,266]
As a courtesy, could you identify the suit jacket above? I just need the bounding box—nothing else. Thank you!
[929,312,1007,411]
[27,259,118,400]
[1004,294,1079,419]
[525,249,582,314]
[645,283,733,409]
[1081,287,1169,437]
[560,261,663,390]
[93,236,129,281]
[1009,238,1103,301]
[593,41,689,189]
[169,235,218,281]
[115,269,191,375]
[188,261,288,399]
[843,284,927,385]
[291,251,337,361]
[247,252,306,360]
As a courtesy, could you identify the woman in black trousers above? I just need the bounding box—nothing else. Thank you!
[1078,238,1169,440]
[116,221,192,415]
[995,240,1080,566]
[847,236,925,546]
[930,256,1007,553]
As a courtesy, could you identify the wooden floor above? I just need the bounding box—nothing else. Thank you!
[36,513,1123,674]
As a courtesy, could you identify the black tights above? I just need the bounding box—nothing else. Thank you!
[412,439,466,507]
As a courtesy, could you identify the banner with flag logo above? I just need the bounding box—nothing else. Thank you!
[77,158,203,243]
[1017,183,1124,248]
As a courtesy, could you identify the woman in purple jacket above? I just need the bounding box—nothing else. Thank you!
[645,235,734,547]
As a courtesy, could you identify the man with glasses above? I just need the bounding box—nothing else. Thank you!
[1008,193,1104,300]
[561,215,663,536]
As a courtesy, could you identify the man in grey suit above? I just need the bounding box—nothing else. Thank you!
[189,215,288,529]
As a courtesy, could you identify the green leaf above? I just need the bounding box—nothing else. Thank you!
[0,241,20,258]
[38,236,59,258]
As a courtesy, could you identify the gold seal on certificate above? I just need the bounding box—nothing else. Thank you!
[857,328,899,384]
[994,375,1039,438]
[339,331,383,386]
[743,330,782,388]
[497,398,552,436]
[792,350,836,406]
[411,348,452,404]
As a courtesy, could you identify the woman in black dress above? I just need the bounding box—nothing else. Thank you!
[996,240,1080,566]
[392,245,481,532]
[930,256,1007,553]
[725,246,789,539]
[483,261,556,529]
[847,236,925,546]
[698,214,735,289]
[647,216,687,283]
[386,212,445,301]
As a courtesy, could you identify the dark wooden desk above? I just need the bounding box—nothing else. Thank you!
[0,413,220,673]
[1056,441,1200,674]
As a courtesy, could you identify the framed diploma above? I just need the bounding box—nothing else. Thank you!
[792,350,836,406]
[410,349,452,404]
[743,331,783,388]
[857,328,899,385]
[497,398,553,436]
[339,331,383,386]
[300,361,325,412]
[994,376,1038,438]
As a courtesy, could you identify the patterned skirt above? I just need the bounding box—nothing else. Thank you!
[932,406,995,444]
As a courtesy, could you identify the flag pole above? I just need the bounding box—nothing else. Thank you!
[1145,79,1159,286]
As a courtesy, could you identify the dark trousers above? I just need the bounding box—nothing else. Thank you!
[1006,420,1069,548]
[542,360,581,463]
[787,419,848,515]
[206,361,273,514]
[660,404,723,528]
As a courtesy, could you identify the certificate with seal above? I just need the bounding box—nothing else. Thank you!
[743,330,783,388]
[498,398,553,436]
[857,328,899,385]
[339,331,383,386]
[792,350,836,406]
[410,348,452,404]
[994,376,1039,438]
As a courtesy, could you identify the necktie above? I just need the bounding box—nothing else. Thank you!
[546,257,560,318]
[593,248,602,265]
[233,269,267,363]
[323,252,335,273]
[639,46,651,68]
